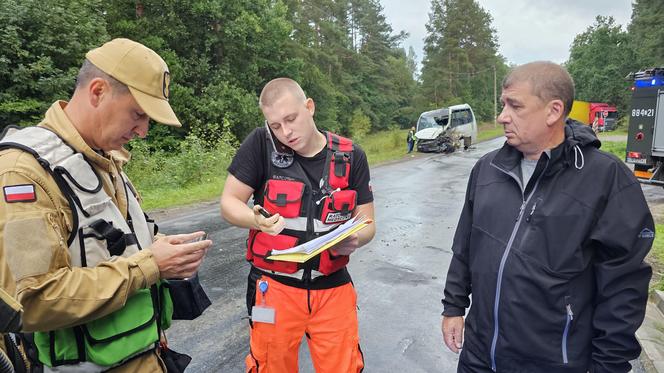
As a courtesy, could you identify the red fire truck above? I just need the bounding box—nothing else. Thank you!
[569,100,618,131]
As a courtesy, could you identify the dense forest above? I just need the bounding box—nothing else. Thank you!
[1,0,419,150]
[1,0,662,152]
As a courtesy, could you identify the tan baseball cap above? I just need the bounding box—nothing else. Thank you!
[85,38,181,127]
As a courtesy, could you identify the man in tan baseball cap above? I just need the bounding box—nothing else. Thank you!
[0,38,210,372]
[86,37,181,127]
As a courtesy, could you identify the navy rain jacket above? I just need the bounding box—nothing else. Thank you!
[442,121,653,372]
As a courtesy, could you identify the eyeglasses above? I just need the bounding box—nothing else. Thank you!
[264,120,294,168]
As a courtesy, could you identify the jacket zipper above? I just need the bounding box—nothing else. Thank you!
[562,303,574,364]
[488,160,548,371]
[525,199,540,223]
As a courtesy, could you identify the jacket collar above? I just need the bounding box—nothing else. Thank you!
[39,101,127,173]
[492,120,600,176]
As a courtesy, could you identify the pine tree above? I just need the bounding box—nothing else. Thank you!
[628,0,664,68]
[566,16,636,116]
[418,0,505,121]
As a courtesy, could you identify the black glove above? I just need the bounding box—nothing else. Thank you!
[0,288,21,333]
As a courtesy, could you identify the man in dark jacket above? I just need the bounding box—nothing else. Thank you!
[441,61,653,373]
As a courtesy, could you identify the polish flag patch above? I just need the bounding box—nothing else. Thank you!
[4,184,36,203]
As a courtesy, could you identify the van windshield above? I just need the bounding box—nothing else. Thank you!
[417,114,448,131]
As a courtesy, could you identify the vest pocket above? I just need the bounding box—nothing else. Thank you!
[320,190,356,224]
[34,327,85,367]
[249,231,299,273]
[81,288,159,366]
[35,284,172,368]
[317,249,349,275]
[328,153,351,189]
[263,179,305,218]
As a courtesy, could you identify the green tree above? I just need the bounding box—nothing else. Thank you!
[282,0,416,133]
[0,0,417,148]
[0,0,108,126]
[566,16,636,116]
[628,0,664,68]
[281,0,350,133]
[418,0,506,121]
[353,0,411,131]
[103,0,299,146]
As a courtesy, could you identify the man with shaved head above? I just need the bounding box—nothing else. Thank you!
[441,61,653,372]
[221,77,376,372]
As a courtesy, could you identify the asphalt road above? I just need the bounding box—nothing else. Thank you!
[159,136,646,372]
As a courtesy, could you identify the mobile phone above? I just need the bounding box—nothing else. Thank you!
[189,233,208,243]
[258,206,272,218]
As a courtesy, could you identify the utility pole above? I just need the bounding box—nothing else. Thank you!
[493,64,497,127]
[448,53,452,98]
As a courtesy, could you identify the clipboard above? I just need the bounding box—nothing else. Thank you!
[266,218,373,263]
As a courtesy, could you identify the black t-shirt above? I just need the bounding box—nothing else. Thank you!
[227,127,373,289]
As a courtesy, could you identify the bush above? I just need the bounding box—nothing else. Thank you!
[126,135,236,192]
[349,109,371,141]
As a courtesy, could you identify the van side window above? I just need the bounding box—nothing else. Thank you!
[435,116,449,126]
[451,109,471,127]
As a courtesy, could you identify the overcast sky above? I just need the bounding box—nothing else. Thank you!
[380,0,633,70]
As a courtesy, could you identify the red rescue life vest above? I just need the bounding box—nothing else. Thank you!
[246,130,357,278]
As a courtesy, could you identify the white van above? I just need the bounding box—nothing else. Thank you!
[415,104,477,152]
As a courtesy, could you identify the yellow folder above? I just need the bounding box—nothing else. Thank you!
[266,218,373,263]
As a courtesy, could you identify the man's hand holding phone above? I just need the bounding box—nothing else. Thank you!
[253,205,285,236]
[150,231,211,279]
[188,232,209,243]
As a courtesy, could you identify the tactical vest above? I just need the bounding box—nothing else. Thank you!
[0,127,172,371]
[246,130,357,279]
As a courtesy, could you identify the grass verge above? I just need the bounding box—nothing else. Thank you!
[600,141,627,160]
[477,122,504,143]
[357,129,410,166]
[602,125,628,137]
[138,175,226,211]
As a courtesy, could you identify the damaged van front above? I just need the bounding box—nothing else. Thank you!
[415,104,477,153]
[415,108,450,152]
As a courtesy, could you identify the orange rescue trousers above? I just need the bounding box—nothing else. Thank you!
[245,275,364,373]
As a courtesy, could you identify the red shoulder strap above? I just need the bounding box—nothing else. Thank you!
[327,132,353,152]
[325,132,353,189]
